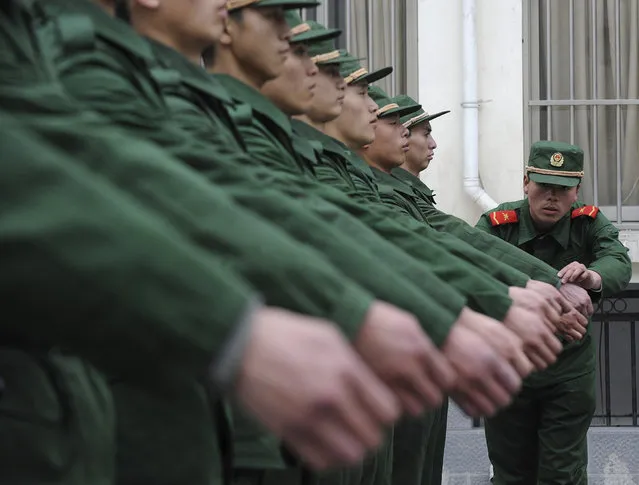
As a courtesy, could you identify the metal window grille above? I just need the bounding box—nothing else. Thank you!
[472,284,639,428]
[524,0,639,228]
[303,0,419,98]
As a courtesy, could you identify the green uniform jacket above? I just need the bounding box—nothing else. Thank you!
[0,104,262,484]
[368,166,560,293]
[291,121,535,293]
[391,167,562,288]
[145,41,471,343]
[476,199,632,385]
[18,4,375,484]
[216,74,471,476]
[216,74,519,323]
[34,0,374,336]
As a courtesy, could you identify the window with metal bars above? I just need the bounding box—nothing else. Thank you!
[302,1,419,98]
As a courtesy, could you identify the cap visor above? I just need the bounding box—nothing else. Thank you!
[292,27,341,44]
[381,104,422,119]
[256,0,320,9]
[355,66,393,85]
[425,110,451,122]
[528,172,581,187]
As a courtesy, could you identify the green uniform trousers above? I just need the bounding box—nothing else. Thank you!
[392,401,448,485]
[0,348,115,485]
[485,370,596,485]
[300,429,393,485]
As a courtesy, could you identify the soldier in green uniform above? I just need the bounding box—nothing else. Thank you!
[391,96,447,206]
[35,1,530,440]
[362,85,593,341]
[21,1,530,482]
[294,57,591,485]
[227,3,572,349]
[117,0,539,421]
[205,8,535,485]
[207,2,527,337]
[350,86,465,485]
[475,141,632,485]
[286,41,574,363]
[0,107,406,485]
[292,48,594,323]
[0,3,412,483]
[392,93,596,337]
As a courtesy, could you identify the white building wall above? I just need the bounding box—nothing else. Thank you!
[417,0,525,225]
[417,0,639,280]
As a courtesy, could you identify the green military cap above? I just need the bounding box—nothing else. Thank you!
[309,45,359,65]
[526,140,585,187]
[286,11,341,44]
[368,86,422,119]
[227,0,319,12]
[395,94,451,128]
[339,55,393,85]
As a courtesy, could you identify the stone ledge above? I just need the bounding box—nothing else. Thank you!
[443,427,639,477]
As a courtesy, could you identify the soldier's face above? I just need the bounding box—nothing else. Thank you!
[365,115,409,171]
[304,64,346,123]
[261,43,318,116]
[524,177,580,230]
[405,120,436,172]
[223,7,291,83]
[136,0,228,45]
[329,83,378,147]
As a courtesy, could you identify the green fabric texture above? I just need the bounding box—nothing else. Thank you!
[0,348,115,485]
[526,140,585,187]
[391,404,448,485]
[476,199,632,379]
[485,371,596,485]
[21,2,390,484]
[147,40,469,346]
[390,167,564,288]
[215,73,469,341]
[0,108,257,485]
[28,3,464,476]
[37,0,375,340]
[292,120,524,322]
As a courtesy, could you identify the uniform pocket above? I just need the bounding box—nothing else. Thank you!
[0,348,77,482]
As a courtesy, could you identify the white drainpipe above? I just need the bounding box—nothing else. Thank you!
[462,0,497,211]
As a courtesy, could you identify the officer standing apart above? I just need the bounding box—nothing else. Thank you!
[476,141,632,485]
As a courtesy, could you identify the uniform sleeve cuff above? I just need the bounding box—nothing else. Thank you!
[329,285,376,341]
[209,297,264,392]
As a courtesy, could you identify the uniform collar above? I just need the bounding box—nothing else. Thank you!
[370,167,416,195]
[215,74,292,136]
[149,40,234,104]
[391,168,435,196]
[47,0,155,62]
[292,119,339,149]
[518,199,572,249]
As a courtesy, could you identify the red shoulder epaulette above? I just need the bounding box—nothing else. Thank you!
[489,210,518,227]
[571,205,599,219]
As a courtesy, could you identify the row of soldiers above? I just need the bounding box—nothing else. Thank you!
[0,0,631,484]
